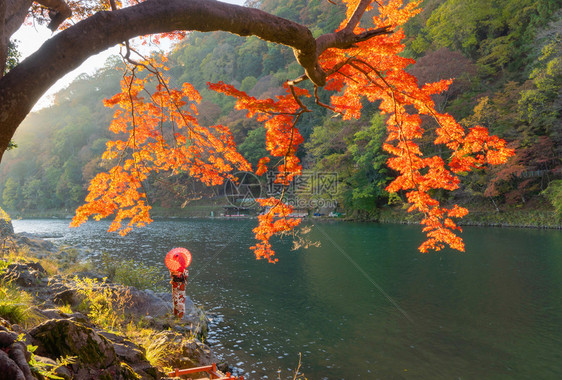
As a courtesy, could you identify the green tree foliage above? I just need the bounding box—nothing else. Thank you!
[0,58,123,213]
[0,0,560,219]
[543,180,562,219]
[5,41,20,151]
[411,0,559,76]
[238,127,269,168]
[305,114,389,215]
[456,10,562,206]
[21,179,44,209]
[518,15,562,149]
[2,177,20,210]
[4,40,20,75]
[344,114,389,211]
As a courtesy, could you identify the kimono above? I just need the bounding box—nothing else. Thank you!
[170,269,189,319]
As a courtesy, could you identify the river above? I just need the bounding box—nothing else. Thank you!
[12,218,562,379]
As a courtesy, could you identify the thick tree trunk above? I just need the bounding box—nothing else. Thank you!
[0,0,384,161]
[1,0,34,76]
[1,0,71,70]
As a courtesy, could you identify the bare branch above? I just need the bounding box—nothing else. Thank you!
[288,84,311,112]
[287,74,309,86]
[108,0,118,11]
[342,0,372,33]
[316,24,392,54]
[316,0,392,53]
[314,86,339,114]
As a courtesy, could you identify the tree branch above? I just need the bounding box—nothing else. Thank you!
[316,25,392,54]
[316,0,392,53]
[342,0,372,33]
[36,0,72,30]
[1,0,34,77]
[0,0,393,160]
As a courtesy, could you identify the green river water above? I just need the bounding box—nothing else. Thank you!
[12,219,562,379]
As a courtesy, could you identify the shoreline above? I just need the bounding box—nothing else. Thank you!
[7,206,561,231]
[0,222,236,379]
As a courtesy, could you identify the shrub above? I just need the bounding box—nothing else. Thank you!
[0,279,35,324]
[543,180,562,220]
[74,276,131,331]
[100,252,165,291]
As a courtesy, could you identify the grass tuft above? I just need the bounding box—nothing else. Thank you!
[0,279,36,324]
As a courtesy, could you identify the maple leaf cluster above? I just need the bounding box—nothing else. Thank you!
[251,198,301,263]
[73,0,514,259]
[317,0,513,253]
[71,58,250,235]
[207,81,309,261]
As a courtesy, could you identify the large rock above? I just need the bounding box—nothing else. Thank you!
[0,350,27,380]
[30,319,117,367]
[14,234,57,257]
[29,319,145,380]
[0,208,13,234]
[33,308,91,326]
[126,287,172,317]
[151,291,208,337]
[0,208,14,250]
[153,331,217,371]
[0,262,47,287]
[98,331,159,379]
[0,319,34,380]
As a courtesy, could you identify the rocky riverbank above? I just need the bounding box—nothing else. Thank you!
[0,213,229,379]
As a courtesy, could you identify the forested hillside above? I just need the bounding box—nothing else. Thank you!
[1,0,560,221]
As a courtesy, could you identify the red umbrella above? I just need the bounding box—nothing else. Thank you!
[165,247,192,272]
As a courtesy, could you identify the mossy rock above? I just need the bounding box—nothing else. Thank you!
[29,319,156,379]
[0,207,13,239]
[119,362,143,380]
[30,319,118,367]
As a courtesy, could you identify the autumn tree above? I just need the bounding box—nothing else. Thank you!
[0,0,513,261]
